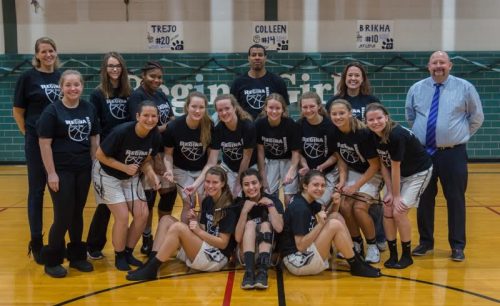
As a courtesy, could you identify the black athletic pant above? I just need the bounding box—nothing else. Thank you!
[47,168,91,250]
[86,204,111,252]
[25,133,47,240]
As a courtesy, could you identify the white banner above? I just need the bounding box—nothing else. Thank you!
[252,22,289,51]
[356,20,394,50]
[146,22,184,50]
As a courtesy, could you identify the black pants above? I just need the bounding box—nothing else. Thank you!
[417,144,467,250]
[47,168,91,250]
[86,204,111,252]
[25,133,47,239]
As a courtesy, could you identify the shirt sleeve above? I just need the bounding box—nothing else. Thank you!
[13,72,28,108]
[36,105,57,138]
[405,85,416,126]
[465,83,484,136]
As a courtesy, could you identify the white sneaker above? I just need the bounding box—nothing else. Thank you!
[377,241,387,252]
[365,244,380,263]
[353,241,364,258]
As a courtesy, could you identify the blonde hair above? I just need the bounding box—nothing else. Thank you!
[298,91,327,117]
[214,94,253,122]
[365,102,396,144]
[183,91,212,150]
[329,99,365,133]
[59,69,83,89]
[260,93,289,118]
[32,37,60,69]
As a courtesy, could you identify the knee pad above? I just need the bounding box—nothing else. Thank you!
[145,190,157,210]
[158,190,177,213]
[257,231,273,245]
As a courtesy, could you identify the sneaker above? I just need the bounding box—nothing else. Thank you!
[45,265,67,278]
[451,249,465,262]
[350,260,381,278]
[69,260,94,272]
[28,237,44,265]
[140,234,153,255]
[376,241,387,252]
[353,241,365,258]
[241,271,255,289]
[411,244,433,256]
[365,244,380,264]
[254,269,268,289]
[87,250,104,260]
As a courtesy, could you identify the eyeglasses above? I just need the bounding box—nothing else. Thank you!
[106,64,122,69]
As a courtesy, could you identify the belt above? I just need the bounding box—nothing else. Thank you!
[436,143,464,151]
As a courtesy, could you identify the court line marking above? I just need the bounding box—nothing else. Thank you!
[222,270,235,306]
[331,268,500,304]
[53,266,500,305]
[486,206,500,216]
[276,263,286,306]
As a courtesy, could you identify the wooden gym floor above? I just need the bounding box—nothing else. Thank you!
[0,164,499,306]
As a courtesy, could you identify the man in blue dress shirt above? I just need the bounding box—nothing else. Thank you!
[405,51,484,262]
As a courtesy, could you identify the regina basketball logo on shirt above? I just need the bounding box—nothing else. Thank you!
[376,148,391,168]
[124,149,151,165]
[338,143,363,164]
[302,136,327,159]
[244,87,269,110]
[65,117,91,142]
[179,141,204,161]
[221,141,243,161]
[106,98,128,120]
[262,136,287,156]
[41,84,61,104]
[158,103,172,125]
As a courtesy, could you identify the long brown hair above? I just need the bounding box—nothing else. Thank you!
[260,93,289,119]
[206,166,233,226]
[365,102,397,144]
[214,94,253,122]
[183,91,212,150]
[32,37,60,68]
[239,168,265,199]
[336,62,372,97]
[329,99,365,133]
[98,51,131,99]
[298,91,327,118]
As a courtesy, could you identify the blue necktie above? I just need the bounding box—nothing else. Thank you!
[425,83,442,155]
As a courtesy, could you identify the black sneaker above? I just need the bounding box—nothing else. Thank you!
[69,260,94,272]
[241,271,255,289]
[87,250,104,260]
[411,244,433,256]
[254,269,268,289]
[45,265,67,278]
[451,249,465,262]
[140,234,153,255]
[28,237,43,265]
[350,259,381,278]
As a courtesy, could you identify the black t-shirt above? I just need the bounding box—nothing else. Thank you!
[280,194,323,256]
[334,127,378,174]
[255,117,300,159]
[13,68,61,135]
[99,121,162,180]
[199,196,238,258]
[373,125,432,177]
[298,116,336,173]
[90,88,129,140]
[162,115,212,171]
[128,86,173,125]
[230,71,289,119]
[325,94,380,120]
[212,119,257,172]
[37,100,99,171]
[234,193,285,224]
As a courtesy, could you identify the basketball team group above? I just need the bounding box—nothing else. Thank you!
[12,37,484,289]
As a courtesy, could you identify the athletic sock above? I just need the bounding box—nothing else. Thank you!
[384,239,398,268]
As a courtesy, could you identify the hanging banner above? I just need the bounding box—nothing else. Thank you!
[356,20,394,50]
[252,21,289,51]
[146,22,184,50]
